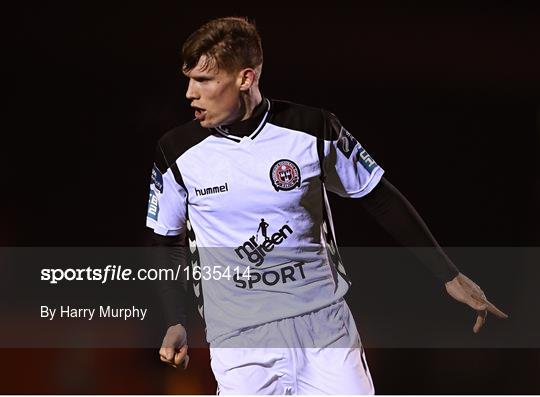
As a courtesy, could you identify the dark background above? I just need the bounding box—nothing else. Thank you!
[3,1,540,394]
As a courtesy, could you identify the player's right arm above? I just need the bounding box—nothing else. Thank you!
[160,322,189,369]
[147,142,190,368]
[152,234,190,369]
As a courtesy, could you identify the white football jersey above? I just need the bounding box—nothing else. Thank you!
[147,99,384,342]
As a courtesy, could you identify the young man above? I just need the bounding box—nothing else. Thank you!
[147,17,507,394]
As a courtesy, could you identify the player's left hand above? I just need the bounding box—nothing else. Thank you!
[445,272,508,333]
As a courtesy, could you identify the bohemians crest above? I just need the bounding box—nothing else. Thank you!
[269,159,301,191]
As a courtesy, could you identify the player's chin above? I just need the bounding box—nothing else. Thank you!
[199,119,216,128]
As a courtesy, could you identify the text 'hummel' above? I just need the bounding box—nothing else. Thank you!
[195,183,229,197]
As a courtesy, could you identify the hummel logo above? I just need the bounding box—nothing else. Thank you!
[195,183,229,197]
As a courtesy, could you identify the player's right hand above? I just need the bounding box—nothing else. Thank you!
[159,323,189,369]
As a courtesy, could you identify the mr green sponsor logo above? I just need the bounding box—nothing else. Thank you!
[234,222,293,267]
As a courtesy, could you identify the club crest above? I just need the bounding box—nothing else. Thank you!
[269,159,301,191]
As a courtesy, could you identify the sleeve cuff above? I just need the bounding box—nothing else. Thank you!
[345,167,385,199]
[146,219,183,236]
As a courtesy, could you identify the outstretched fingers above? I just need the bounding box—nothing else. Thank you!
[446,273,508,333]
[472,293,508,318]
[483,298,509,319]
[470,294,508,333]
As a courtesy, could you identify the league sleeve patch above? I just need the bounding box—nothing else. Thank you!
[147,190,159,221]
[151,164,163,193]
[356,148,377,172]
[336,127,359,159]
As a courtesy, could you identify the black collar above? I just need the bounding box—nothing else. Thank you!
[214,97,270,139]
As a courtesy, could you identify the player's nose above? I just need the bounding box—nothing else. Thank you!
[185,79,199,100]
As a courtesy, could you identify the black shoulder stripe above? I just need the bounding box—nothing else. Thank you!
[159,119,210,167]
[155,119,210,186]
[154,143,169,174]
[170,162,186,190]
[268,99,326,138]
[157,140,188,189]
[268,100,341,140]
[321,109,343,141]
[268,100,342,182]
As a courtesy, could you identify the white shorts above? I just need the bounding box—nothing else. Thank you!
[209,299,374,395]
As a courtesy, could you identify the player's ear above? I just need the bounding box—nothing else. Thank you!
[238,68,256,91]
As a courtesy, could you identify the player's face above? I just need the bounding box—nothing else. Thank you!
[184,56,244,128]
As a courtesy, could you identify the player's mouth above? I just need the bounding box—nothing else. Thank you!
[192,106,207,121]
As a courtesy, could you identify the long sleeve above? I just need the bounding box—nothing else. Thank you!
[151,233,189,328]
[359,177,459,282]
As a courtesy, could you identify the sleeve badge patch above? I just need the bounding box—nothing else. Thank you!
[147,190,159,221]
[336,127,359,159]
[356,148,377,172]
[151,164,164,193]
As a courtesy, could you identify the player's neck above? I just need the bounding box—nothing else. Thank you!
[219,90,267,137]
[239,88,263,122]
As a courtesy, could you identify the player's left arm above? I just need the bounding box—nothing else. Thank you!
[319,110,508,333]
[359,177,509,333]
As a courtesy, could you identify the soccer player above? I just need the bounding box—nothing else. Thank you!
[147,17,508,394]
